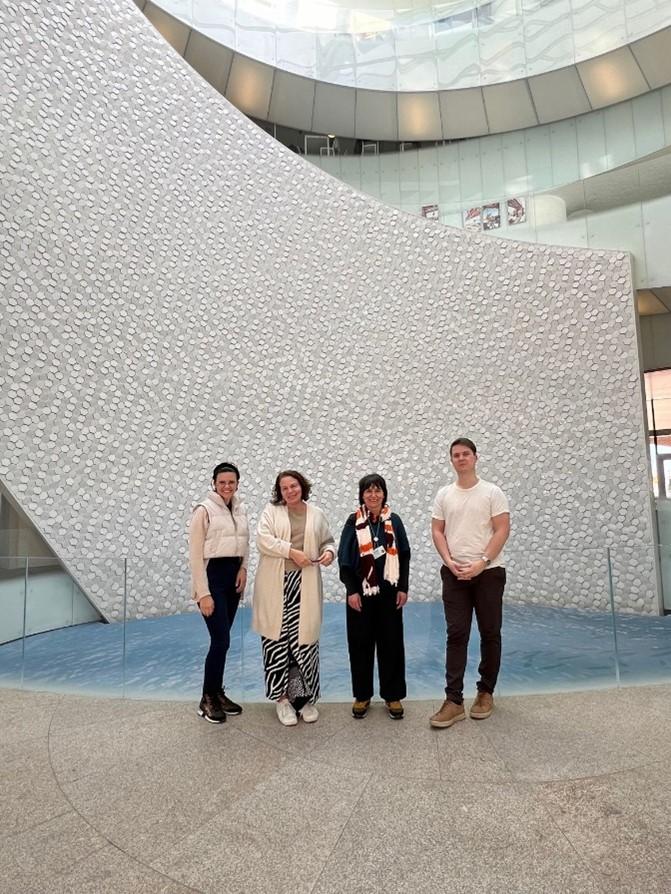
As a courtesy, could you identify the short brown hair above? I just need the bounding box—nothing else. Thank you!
[450,437,477,456]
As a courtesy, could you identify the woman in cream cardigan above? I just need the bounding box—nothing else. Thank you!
[253,470,336,726]
[189,462,249,724]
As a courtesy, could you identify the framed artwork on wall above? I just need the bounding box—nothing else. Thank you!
[463,206,481,230]
[482,202,501,230]
[507,197,526,225]
[421,203,440,220]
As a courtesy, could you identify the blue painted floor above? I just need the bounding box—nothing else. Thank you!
[1,603,671,700]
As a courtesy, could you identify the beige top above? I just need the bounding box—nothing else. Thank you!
[431,479,509,568]
[253,502,336,645]
[284,506,306,572]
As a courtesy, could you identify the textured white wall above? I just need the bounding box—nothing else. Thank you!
[0,0,658,619]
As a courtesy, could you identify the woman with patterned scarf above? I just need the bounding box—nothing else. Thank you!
[337,474,411,719]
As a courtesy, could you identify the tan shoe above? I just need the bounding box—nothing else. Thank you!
[429,699,466,728]
[385,700,404,720]
[469,692,494,719]
[352,699,370,719]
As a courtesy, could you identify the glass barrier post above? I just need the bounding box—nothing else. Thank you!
[606,546,621,686]
[122,557,128,698]
[70,571,75,628]
[20,556,28,688]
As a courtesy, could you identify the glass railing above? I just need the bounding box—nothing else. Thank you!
[1,548,669,700]
[612,543,671,681]
[152,0,671,90]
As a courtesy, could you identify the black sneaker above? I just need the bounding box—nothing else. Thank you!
[218,690,243,715]
[198,694,226,723]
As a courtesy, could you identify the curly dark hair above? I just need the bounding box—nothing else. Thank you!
[271,470,312,504]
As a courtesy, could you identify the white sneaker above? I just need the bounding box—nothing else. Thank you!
[276,700,298,726]
[300,703,319,723]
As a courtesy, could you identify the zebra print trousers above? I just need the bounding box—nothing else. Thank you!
[261,570,320,703]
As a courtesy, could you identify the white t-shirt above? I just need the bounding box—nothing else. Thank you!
[432,479,509,568]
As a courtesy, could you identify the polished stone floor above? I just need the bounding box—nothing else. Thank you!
[2,685,671,893]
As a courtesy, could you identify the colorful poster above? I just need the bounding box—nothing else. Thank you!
[482,202,501,230]
[507,197,526,225]
[421,204,439,220]
[463,206,481,231]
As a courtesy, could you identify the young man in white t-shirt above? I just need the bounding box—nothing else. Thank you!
[429,438,510,728]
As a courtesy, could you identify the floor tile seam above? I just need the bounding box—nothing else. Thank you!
[49,718,298,791]
[3,835,112,882]
[48,706,191,742]
[49,839,112,878]
[219,725,528,785]
[532,790,611,893]
[289,756,446,784]
[44,701,204,893]
[0,807,73,847]
[306,769,375,894]
[300,711,369,755]
[47,722,222,785]
[433,718,444,782]
[562,755,671,797]
[518,754,669,788]
[43,716,204,894]
[97,842,204,893]
[50,732,210,789]
[6,689,67,751]
[476,720,518,782]
[48,705,186,735]
[476,715,661,787]
[232,716,355,760]
[249,724,449,780]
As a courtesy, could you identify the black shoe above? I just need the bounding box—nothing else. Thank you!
[218,690,243,716]
[198,694,225,723]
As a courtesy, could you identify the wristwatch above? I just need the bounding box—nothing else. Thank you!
[480,555,491,566]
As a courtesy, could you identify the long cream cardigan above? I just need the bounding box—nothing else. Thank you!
[252,502,336,645]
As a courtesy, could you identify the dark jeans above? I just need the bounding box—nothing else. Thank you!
[202,557,241,697]
[441,565,506,705]
[346,586,406,702]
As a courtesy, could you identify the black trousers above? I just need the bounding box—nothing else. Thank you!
[346,587,406,702]
[441,565,506,705]
[201,557,241,697]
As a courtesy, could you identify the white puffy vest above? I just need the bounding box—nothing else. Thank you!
[198,493,249,561]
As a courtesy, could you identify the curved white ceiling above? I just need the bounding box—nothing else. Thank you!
[141,1,671,141]
[152,0,671,90]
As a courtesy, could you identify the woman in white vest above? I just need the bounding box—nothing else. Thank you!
[253,470,336,726]
[189,462,249,724]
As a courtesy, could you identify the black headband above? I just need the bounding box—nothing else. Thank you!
[212,462,240,480]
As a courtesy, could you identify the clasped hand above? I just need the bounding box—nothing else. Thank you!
[448,558,486,580]
[289,549,333,568]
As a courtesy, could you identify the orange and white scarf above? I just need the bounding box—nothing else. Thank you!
[354,504,399,596]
